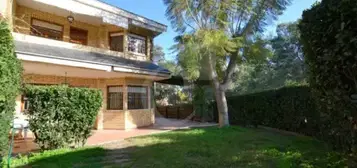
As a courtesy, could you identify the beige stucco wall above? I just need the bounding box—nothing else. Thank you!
[13,4,153,60]
[0,0,16,28]
[21,74,155,130]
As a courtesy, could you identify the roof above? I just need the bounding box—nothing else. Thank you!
[76,0,167,33]
[96,0,167,29]
[14,41,171,75]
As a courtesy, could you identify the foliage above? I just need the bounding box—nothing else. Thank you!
[24,85,102,150]
[155,60,190,105]
[217,86,320,136]
[231,22,306,95]
[165,0,291,126]
[299,0,357,153]
[3,147,106,168]
[0,20,22,156]
[152,45,165,64]
[192,85,214,121]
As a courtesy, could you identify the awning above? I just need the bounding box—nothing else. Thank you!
[156,76,211,86]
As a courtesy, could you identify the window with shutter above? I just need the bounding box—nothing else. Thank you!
[70,27,88,45]
[109,32,124,52]
[31,18,63,40]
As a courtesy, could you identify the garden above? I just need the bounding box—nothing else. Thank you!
[1,0,357,167]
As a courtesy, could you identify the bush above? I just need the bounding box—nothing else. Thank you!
[0,20,22,156]
[213,86,319,136]
[299,0,357,153]
[24,85,102,150]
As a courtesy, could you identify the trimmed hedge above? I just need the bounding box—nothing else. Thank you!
[214,86,319,136]
[299,0,357,153]
[24,85,102,150]
[0,20,22,157]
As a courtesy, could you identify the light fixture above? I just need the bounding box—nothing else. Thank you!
[67,13,74,24]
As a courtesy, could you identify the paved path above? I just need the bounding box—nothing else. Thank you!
[87,117,217,146]
[12,117,217,154]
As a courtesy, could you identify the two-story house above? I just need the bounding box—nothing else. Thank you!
[0,0,171,130]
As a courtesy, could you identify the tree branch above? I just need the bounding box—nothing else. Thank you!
[185,0,202,29]
[239,0,267,37]
[220,49,239,90]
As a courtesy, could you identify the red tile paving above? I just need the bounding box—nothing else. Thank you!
[10,118,217,154]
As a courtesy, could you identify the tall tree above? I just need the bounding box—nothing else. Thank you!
[164,0,291,126]
[232,21,306,95]
[151,45,166,64]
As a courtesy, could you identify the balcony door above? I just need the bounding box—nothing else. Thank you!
[109,32,124,52]
[70,27,88,45]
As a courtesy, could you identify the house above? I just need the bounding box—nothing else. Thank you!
[0,0,170,130]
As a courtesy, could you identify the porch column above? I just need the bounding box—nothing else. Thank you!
[95,79,104,130]
[123,29,128,57]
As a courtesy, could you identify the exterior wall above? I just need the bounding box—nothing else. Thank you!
[21,74,155,130]
[125,109,155,129]
[13,5,153,61]
[0,0,16,28]
[14,5,115,49]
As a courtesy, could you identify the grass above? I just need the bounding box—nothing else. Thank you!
[4,126,348,168]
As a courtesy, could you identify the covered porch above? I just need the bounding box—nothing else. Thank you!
[14,40,171,130]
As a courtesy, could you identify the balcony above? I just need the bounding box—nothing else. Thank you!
[12,0,167,61]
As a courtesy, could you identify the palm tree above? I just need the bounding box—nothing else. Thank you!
[164,0,291,127]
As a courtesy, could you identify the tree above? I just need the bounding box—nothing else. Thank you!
[270,22,305,82]
[164,0,291,126]
[232,21,306,95]
[155,60,185,105]
[152,45,166,64]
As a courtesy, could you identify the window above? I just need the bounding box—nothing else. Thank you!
[128,34,146,54]
[31,19,63,40]
[109,32,124,52]
[128,86,148,109]
[107,86,123,110]
[70,27,88,45]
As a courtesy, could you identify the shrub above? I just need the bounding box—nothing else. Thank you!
[213,86,319,136]
[299,0,357,153]
[24,85,102,150]
[0,20,22,156]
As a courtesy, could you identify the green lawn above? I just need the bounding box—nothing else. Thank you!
[5,126,348,168]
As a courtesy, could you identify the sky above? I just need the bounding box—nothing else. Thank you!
[103,0,319,61]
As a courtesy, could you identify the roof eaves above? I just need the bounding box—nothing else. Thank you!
[15,50,171,76]
[74,0,168,33]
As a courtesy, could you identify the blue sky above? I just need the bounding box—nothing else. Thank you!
[103,0,319,60]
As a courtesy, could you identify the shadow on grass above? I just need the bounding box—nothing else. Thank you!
[6,126,351,168]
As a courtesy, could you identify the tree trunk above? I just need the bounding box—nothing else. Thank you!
[214,85,230,127]
[206,54,230,127]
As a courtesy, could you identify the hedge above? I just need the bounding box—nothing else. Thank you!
[0,20,22,157]
[299,0,357,153]
[24,85,102,150]
[213,86,319,136]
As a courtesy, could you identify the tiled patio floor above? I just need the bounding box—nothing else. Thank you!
[11,117,217,154]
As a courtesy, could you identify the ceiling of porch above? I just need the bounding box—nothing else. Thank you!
[23,61,165,80]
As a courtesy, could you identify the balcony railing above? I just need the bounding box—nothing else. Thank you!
[13,32,148,61]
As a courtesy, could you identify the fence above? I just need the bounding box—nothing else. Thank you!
[157,104,193,119]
